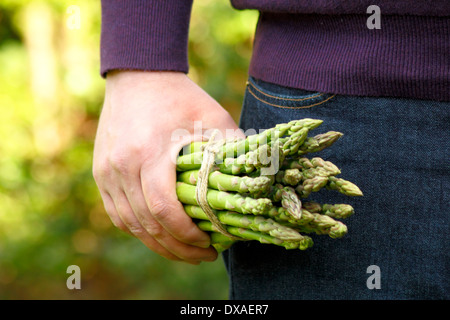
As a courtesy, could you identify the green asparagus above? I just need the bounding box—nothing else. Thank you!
[176,118,323,171]
[173,118,362,253]
[197,220,314,251]
[327,176,364,196]
[177,169,273,195]
[183,205,303,241]
[297,131,343,155]
[176,182,273,216]
[303,201,355,219]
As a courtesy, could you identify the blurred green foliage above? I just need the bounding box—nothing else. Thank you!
[0,0,258,299]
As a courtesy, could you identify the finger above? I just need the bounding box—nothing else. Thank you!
[102,140,216,262]
[99,189,133,236]
[108,187,184,262]
[119,171,218,262]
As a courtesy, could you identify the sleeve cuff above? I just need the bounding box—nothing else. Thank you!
[100,0,193,77]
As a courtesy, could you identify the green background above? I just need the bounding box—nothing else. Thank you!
[0,0,258,299]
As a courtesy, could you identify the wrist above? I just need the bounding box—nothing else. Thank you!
[106,70,186,82]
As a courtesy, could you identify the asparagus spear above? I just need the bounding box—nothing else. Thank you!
[279,127,309,156]
[282,157,341,177]
[298,214,348,238]
[266,206,315,226]
[275,168,303,186]
[216,143,283,175]
[177,142,282,175]
[177,169,273,195]
[278,185,302,220]
[256,184,303,220]
[300,201,322,213]
[295,176,329,198]
[184,205,303,241]
[278,157,341,189]
[209,232,236,253]
[221,118,322,158]
[176,182,273,216]
[196,220,314,251]
[180,141,206,155]
[176,152,204,171]
[176,118,323,172]
[327,176,363,196]
[295,175,363,198]
[303,157,340,175]
[303,201,355,219]
[321,203,355,219]
[275,211,348,239]
[297,131,343,155]
[285,118,324,135]
[206,204,349,252]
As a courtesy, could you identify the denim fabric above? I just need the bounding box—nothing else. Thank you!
[222,76,449,300]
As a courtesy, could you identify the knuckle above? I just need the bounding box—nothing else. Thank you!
[108,143,146,174]
[148,200,172,221]
[148,200,204,245]
[128,142,145,158]
[126,221,147,237]
[108,149,130,173]
[113,201,146,237]
[92,160,110,181]
[143,220,164,238]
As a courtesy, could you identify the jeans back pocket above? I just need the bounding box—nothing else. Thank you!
[240,77,336,132]
[246,77,335,110]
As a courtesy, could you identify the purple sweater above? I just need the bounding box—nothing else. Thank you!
[100,1,450,101]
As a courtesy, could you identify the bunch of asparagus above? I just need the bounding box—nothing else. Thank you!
[175,118,363,253]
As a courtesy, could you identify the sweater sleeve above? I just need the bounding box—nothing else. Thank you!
[100,0,194,77]
[230,0,450,16]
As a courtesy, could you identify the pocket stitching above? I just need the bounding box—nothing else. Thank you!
[247,85,336,109]
[248,81,324,101]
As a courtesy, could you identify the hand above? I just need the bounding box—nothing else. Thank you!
[93,71,243,264]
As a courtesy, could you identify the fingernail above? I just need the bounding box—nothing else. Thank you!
[193,240,210,248]
[205,255,218,262]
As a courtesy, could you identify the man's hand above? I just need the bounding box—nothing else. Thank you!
[93,71,242,264]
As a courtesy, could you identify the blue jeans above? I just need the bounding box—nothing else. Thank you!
[222,77,449,300]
